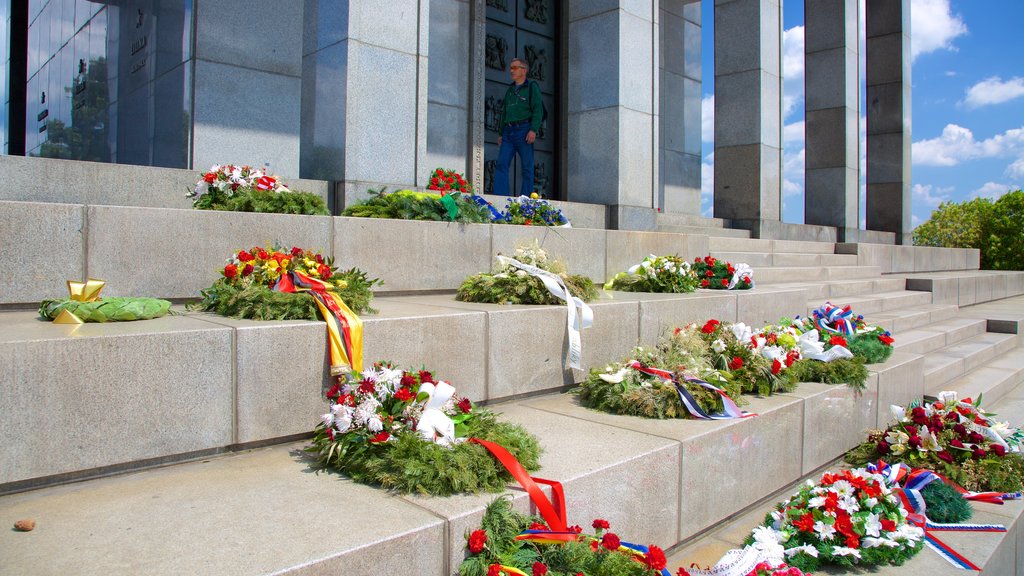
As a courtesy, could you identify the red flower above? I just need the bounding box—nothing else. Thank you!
[771,358,783,375]
[369,431,390,443]
[879,334,895,345]
[468,529,487,553]
[876,440,890,455]
[419,370,434,384]
[318,264,332,279]
[532,562,547,576]
[742,276,751,284]
[880,519,897,532]
[393,387,415,402]
[705,270,714,278]
[950,439,965,449]
[488,564,503,576]
[457,398,473,413]
[592,519,610,530]
[794,512,815,533]
[242,264,254,277]
[904,425,918,436]
[701,319,720,334]
[237,250,254,262]
[953,423,968,437]
[908,435,922,449]
[829,335,848,348]
[845,534,860,549]
[358,379,376,395]
[720,278,729,287]
[700,279,710,288]
[435,168,445,176]
[785,350,800,367]
[203,172,216,183]
[258,250,269,260]
[525,219,533,226]
[568,525,583,533]
[729,356,744,370]
[937,450,954,463]
[990,444,1007,457]
[645,545,667,571]
[674,327,682,335]
[727,264,735,274]
[705,256,716,266]
[911,407,929,425]
[326,383,341,399]
[315,254,324,264]
[601,533,621,551]
[972,448,987,459]
[223,263,238,278]
[968,431,985,444]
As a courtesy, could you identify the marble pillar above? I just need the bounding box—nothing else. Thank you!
[713,0,783,230]
[660,0,702,215]
[865,0,911,245]
[567,1,658,229]
[804,0,860,241]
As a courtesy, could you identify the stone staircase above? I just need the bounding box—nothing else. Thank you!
[2,157,1024,575]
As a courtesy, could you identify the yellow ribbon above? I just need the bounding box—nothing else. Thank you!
[54,278,106,324]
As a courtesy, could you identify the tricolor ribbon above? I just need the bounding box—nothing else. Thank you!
[812,302,856,335]
[866,460,1008,571]
[629,362,754,420]
[496,256,593,369]
[272,271,363,374]
[470,438,670,576]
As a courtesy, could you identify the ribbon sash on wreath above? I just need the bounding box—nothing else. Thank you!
[272,271,363,374]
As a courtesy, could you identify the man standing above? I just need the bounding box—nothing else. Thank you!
[494,58,543,196]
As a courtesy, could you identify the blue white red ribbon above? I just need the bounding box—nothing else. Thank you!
[629,362,754,420]
[812,302,856,335]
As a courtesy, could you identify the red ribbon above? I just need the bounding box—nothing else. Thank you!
[470,438,568,533]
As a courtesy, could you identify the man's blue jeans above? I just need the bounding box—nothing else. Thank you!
[494,123,534,196]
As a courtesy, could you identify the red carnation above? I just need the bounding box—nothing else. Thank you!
[880,519,897,532]
[258,250,269,260]
[950,439,965,449]
[568,525,583,533]
[972,448,987,459]
[237,250,254,262]
[845,535,860,549]
[223,263,238,278]
[705,270,714,278]
[369,431,390,443]
[727,264,735,274]
[701,319,720,334]
[990,444,1007,457]
[358,379,376,394]
[742,276,751,284]
[700,279,710,288]
[876,440,890,455]
[488,564,503,576]
[242,264,254,277]
[904,425,918,436]
[785,350,800,367]
[908,435,922,449]
[645,545,667,571]
[953,423,967,437]
[532,563,547,576]
[203,172,217,183]
[457,398,473,413]
[968,431,985,444]
[794,512,815,533]
[317,264,332,279]
[592,519,610,530]
[601,533,621,551]
[468,529,487,553]
[315,254,324,264]
[829,335,848,348]
[771,358,782,375]
[911,407,929,425]
[729,356,744,370]
[720,278,729,287]
[290,246,303,256]
[419,370,434,383]
[393,387,415,402]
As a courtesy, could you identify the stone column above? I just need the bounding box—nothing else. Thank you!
[567,1,658,229]
[865,0,911,244]
[300,0,429,206]
[659,0,702,215]
[192,0,303,176]
[804,0,859,241]
[424,0,472,177]
[713,0,783,232]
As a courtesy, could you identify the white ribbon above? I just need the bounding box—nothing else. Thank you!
[415,381,458,446]
[797,329,854,362]
[728,263,755,289]
[496,256,593,369]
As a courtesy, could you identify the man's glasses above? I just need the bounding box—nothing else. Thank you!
[510,65,525,70]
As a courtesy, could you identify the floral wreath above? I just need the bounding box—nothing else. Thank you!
[186,164,329,215]
[692,256,753,290]
[604,255,700,294]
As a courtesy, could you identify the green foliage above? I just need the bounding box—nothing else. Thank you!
[38,297,171,322]
[786,357,870,391]
[604,255,699,294]
[343,188,494,223]
[193,187,330,215]
[846,332,895,364]
[457,270,598,305]
[192,268,380,319]
[309,412,541,495]
[920,480,973,524]
[913,190,1024,270]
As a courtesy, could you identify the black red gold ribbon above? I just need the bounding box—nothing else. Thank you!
[272,271,363,374]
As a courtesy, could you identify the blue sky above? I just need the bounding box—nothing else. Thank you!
[699,0,1024,229]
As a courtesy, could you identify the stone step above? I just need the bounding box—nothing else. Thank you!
[655,224,751,238]
[708,251,859,268]
[655,212,732,229]
[805,290,934,318]
[757,265,882,284]
[895,316,989,355]
[902,270,1024,306]
[0,382,878,575]
[707,237,836,254]
[923,332,1021,395]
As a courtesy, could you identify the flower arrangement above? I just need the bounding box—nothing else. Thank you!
[576,329,744,419]
[688,319,801,396]
[692,256,753,290]
[781,305,894,389]
[459,497,671,576]
[428,167,474,195]
[495,196,569,226]
[187,164,329,215]
[307,363,540,495]
[747,468,924,572]
[845,392,1024,495]
[192,244,380,320]
[39,297,171,322]
[604,255,700,294]
[342,188,495,223]
[457,241,598,305]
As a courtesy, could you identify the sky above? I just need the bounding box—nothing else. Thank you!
[698,0,1024,229]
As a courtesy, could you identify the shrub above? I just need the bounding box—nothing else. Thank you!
[913,189,1024,270]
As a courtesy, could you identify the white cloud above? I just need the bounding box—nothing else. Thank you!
[783,148,805,198]
[963,77,1024,109]
[783,121,805,144]
[782,26,805,119]
[912,183,953,208]
[911,214,922,228]
[1006,158,1024,179]
[701,94,714,143]
[910,0,967,61]
[701,152,715,217]
[913,124,1024,167]
[970,182,1014,200]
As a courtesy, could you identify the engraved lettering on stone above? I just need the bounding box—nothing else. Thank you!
[524,45,546,82]
[485,34,508,70]
[486,0,508,12]
[485,160,497,194]
[524,0,549,24]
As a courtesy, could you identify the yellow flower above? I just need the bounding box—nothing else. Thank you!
[334,279,348,290]
[304,258,317,269]
[530,192,539,199]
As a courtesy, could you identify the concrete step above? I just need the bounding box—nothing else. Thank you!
[902,270,1024,306]
[656,224,751,238]
[805,290,934,318]
[708,251,859,268]
[655,212,731,228]
[758,265,882,284]
[923,332,1021,395]
[895,316,988,355]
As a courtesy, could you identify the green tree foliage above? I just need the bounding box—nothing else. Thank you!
[913,189,1024,270]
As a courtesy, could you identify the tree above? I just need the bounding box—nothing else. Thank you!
[985,189,1024,271]
[913,190,1024,270]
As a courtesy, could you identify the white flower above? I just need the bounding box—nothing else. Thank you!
[760,345,786,362]
[865,497,878,509]
[990,420,1013,438]
[813,521,836,541]
[379,366,403,386]
[731,322,753,343]
[750,526,785,565]
[885,430,909,446]
[365,414,384,433]
[353,397,381,425]
[892,524,924,542]
[784,544,820,558]
[627,263,641,275]
[808,496,827,508]
[831,547,862,559]
[863,513,882,537]
[862,537,899,548]
[837,495,860,514]
[919,427,941,452]
[599,367,629,384]
[831,480,854,498]
[712,339,727,354]
[937,390,959,405]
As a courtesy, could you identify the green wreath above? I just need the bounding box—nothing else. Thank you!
[39,297,172,322]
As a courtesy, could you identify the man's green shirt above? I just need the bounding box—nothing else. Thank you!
[500,80,543,133]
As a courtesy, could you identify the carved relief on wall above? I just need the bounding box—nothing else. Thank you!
[533,161,548,196]
[484,159,497,194]
[524,0,549,24]
[485,34,508,71]
[487,0,509,12]
[524,45,546,82]
[485,96,504,134]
